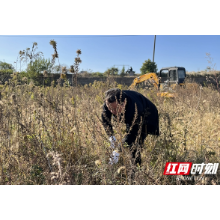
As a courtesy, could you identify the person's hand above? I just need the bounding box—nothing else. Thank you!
[109,150,120,165]
[109,136,116,149]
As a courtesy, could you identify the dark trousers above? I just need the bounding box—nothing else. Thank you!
[130,125,148,166]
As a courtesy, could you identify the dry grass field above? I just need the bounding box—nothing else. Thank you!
[0,41,219,185]
[0,75,220,185]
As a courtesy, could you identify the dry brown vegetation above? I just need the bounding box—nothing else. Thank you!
[0,76,220,185]
[0,41,219,185]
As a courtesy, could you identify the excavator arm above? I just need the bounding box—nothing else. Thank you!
[129,73,160,90]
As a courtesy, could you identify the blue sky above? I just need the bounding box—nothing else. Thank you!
[0,35,220,73]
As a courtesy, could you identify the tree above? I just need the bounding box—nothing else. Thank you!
[104,67,118,76]
[140,59,157,75]
[26,57,53,78]
[120,66,126,76]
[0,61,14,70]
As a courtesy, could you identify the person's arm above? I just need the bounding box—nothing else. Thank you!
[101,103,114,137]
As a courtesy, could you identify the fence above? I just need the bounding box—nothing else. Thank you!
[0,73,219,87]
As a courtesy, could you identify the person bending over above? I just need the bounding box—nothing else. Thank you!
[101,88,159,165]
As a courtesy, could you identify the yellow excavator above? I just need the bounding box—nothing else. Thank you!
[129,66,186,98]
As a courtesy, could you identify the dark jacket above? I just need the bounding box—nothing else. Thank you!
[101,90,159,146]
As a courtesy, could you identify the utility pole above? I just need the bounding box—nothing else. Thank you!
[153,35,156,63]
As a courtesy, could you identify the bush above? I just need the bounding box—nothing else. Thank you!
[0,69,13,75]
